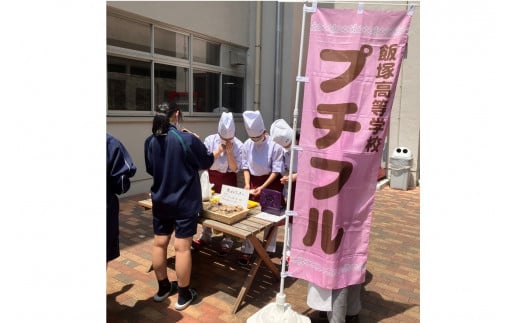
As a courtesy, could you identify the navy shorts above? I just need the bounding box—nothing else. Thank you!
[152,215,198,238]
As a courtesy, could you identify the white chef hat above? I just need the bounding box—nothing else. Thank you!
[218,112,235,139]
[270,119,294,148]
[242,110,265,137]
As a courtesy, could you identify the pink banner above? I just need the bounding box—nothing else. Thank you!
[289,8,412,289]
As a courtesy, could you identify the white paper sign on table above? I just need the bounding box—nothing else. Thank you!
[254,212,285,223]
[220,185,250,209]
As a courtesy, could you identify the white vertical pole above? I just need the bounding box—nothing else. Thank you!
[277,0,316,302]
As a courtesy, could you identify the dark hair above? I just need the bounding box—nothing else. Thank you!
[153,102,182,134]
[152,114,170,136]
[156,102,170,115]
[166,102,183,123]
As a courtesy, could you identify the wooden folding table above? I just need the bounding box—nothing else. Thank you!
[137,198,282,313]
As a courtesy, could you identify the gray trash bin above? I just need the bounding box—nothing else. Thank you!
[389,147,413,190]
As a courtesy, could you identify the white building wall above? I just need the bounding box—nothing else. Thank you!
[108,1,251,47]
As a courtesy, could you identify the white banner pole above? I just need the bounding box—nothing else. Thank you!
[247,1,316,322]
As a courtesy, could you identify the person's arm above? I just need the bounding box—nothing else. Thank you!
[260,172,280,190]
[212,144,225,160]
[144,135,153,176]
[251,172,280,197]
[107,135,137,195]
[241,144,250,189]
[187,133,222,170]
[243,169,251,190]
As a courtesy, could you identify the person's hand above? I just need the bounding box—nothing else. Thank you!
[251,187,261,197]
[224,140,233,153]
[281,175,289,184]
[213,144,225,157]
[244,184,250,190]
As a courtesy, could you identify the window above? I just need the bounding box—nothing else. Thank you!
[193,37,220,66]
[222,75,244,113]
[193,70,219,113]
[154,27,188,59]
[107,11,246,115]
[107,56,151,111]
[107,15,150,52]
[155,63,190,112]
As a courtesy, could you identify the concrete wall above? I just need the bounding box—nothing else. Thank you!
[108,1,251,47]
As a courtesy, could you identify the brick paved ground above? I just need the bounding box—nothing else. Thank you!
[107,184,419,322]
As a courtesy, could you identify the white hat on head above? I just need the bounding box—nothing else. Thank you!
[243,110,265,137]
[218,112,235,138]
[270,119,294,148]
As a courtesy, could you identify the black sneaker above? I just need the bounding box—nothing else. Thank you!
[238,254,252,266]
[174,288,198,311]
[153,281,178,302]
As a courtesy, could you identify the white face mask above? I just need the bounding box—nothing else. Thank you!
[250,132,264,144]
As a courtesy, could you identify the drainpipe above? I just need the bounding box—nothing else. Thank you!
[254,1,262,111]
[273,1,282,120]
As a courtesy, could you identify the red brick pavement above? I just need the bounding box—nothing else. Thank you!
[107,185,419,322]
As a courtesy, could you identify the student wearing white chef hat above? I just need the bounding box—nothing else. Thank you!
[239,110,286,265]
[270,118,294,149]
[270,119,300,267]
[193,111,244,255]
[270,119,299,208]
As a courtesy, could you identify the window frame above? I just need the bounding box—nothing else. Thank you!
[106,8,247,117]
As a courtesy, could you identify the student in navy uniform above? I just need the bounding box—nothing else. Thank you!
[239,110,285,265]
[146,102,225,310]
[194,111,243,254]
[106,133,136,263]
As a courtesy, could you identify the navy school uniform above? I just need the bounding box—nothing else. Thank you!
[146,125,215,219]
[107,133,137,262]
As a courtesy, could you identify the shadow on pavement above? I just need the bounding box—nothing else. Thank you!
[360,271,418,322]
[107,283,185,322]
[305,271,418,323]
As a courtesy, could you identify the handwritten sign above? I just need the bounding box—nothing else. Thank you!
[220,185,250,208]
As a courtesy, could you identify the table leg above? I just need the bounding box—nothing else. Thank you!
[250,227,281,277]
[232,227,281,314]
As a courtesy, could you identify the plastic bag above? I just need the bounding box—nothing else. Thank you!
[200,170,214,201]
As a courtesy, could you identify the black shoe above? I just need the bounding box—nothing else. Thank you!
[174,288,198,311]
[153,281,178,302]
[238,254,252,265]
[308,311,328,323]
[218,245,231,256]
[346,314,360,323]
